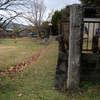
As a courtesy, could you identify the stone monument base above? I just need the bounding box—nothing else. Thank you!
[49,35,57,41]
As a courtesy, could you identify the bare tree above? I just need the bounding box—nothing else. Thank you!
[46,9,54,22]
[0,0,29,29]
[24,0,46,37]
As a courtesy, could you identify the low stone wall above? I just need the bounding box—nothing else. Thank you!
[81,53,100,80]
[54,51,68,87]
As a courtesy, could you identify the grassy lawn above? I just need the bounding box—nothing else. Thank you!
[0,38,100,100]
[0,38,46,71]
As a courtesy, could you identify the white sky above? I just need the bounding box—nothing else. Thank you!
[15,0,81,25]
[45,0,81,11]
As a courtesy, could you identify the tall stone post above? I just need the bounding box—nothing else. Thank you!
[67,4,83,90]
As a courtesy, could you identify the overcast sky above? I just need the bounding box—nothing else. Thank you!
[19,0,81,25]
[44,0,81,11]
[41,0,81,22]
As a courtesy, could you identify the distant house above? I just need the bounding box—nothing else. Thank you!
[0,28,4,33]
[19,28,30,37]
[28,26,37,31]
[6,28,13,33]
[6,28,17,38]
[27,25,38,34]
[0,28,4,37]
[0,28,17,38]
[84,6,100,39]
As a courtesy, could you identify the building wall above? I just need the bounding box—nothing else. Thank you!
[20,31,30,37]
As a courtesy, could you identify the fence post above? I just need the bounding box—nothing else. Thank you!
[67,4,83,90]
[92,35,99,53]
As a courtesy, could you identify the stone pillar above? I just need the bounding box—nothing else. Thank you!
[49,26,53,41]
[50,26,52,35]
[67,4,83,90]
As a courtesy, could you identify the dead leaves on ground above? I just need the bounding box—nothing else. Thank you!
[0,47,47,75]
[18,94,23,97]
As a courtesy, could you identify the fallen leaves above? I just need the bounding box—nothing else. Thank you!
[34,71,37,74]
[18,94,23,97]
[52,77,55,79]
[14,41,17,43]
[87,89,92,92]
[46,61,48,63]
[0,47,47,75]
[5,64,8,68]
[52,87,55,90]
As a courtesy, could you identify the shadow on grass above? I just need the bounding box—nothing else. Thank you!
[0,82,18,94]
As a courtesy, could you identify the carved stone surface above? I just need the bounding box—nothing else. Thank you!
[67,4,83,90]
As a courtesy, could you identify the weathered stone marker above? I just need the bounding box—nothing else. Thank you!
[67,4,83,90]
[39,38,49,45]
